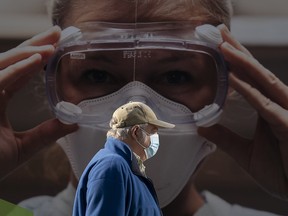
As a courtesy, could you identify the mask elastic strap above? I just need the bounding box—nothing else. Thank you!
[132,0,139,81]
[136,139,147,150]
[136,128,149,149]
[134,0,139,26]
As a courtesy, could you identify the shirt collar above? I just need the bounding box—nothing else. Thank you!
[105,137,146,177]
[132,152,147,177]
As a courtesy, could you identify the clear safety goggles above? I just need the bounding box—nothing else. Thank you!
[45,22,228,127]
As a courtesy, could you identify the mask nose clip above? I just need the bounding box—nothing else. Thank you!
[128,95,147,104]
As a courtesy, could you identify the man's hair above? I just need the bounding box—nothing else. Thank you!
[106,127,130,140]
[47,0,233,28]
[106,116,131,140]
[106,118,148,140]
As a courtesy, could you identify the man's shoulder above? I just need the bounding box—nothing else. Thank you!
[93,146,127,164]
[88,151,131,178]
[95,151,128,166]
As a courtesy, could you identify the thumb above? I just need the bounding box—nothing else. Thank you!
[198,124,250,168]
[16,118,78,163]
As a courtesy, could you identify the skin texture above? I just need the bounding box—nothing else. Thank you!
[0,0,288,215]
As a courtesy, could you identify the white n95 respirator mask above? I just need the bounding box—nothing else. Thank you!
[56,81,217,207]
[47,21,229,207]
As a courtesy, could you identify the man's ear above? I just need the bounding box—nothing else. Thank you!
[130,125,140,140]
[130,125,139,139]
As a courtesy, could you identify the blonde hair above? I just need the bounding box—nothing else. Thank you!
[48,0,233,27]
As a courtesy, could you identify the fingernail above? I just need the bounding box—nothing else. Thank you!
[49,25,61,32]
[30,53,42,61]
[221,41,235,50]
[218,23,230,30]
[43,25,61,37]
[217,23,226,30]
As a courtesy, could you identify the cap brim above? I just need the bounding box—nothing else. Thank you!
[149,119,175,129]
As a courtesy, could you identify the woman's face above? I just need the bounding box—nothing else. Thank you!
[56,0,219,113]
[53,2,227,214]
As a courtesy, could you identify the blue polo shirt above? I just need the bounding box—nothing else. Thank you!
[73,137,162,216]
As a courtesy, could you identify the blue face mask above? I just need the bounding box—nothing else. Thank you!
[137,128,160,160]
[144,133,160,159]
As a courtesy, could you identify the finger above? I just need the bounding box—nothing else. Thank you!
[0,54,42,92]
[16,119,78,163]
[0,45,55,69]
[0,90,10,125]
[0,54,43,122]
[217,24,252,57]
[230,72,288,127]
[18,25,62,47]
[221,42,288,108]
[198,124,251,169]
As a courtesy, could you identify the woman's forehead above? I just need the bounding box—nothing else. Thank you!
[64,0,207,26]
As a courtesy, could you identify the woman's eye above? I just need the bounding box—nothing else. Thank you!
[83,69,112,84]
[161,70,193,85]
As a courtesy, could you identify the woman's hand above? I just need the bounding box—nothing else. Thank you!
[198,24,288,200]
[0,26,78,179]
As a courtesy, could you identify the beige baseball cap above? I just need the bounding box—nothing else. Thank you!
[111,101,175,129]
